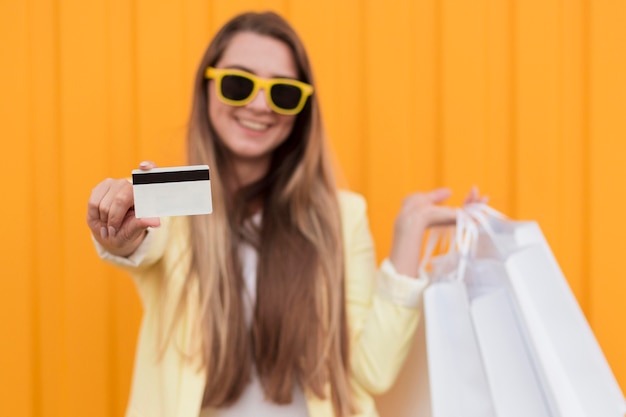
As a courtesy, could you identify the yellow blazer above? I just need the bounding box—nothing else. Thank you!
[99,191,426,417]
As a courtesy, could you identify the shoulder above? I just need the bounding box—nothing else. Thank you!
[337,189,367,217]
[337,190,370,240]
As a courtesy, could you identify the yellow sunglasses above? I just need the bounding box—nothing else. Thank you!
[205,67,313,115]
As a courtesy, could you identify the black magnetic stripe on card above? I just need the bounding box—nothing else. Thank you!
[132,169,210,185]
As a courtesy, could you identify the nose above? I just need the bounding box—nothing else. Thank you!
[246,87,272,112]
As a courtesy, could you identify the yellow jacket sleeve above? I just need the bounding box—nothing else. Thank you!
[340,191,428,395]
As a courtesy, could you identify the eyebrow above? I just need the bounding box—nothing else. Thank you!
[221,65,299,81]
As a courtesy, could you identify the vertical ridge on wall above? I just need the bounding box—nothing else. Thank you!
[508,0,519,218]
[327,0,367,192]
[182,0,211,100]
[580,0,591,316]
[558,0,587,309]
[58,0,112,415]
[440,0,488,203]
[106,1,139,414]
[402,0,432,196]
[1,1,35,415]
[26,2,43,416]
[514,0,560,238]
[290,1,340,187]
[485,0,514,216]
[588,0,626,396]
[135,0,187,166]
[29,0,63,414]
[363,0,422,258]
[433,0,444,189]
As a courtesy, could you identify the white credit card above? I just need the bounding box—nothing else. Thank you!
[132,165,213,218]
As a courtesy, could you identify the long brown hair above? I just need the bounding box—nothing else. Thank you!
[181,11,355,416]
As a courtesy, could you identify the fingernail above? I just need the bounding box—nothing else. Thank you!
[100,227,108,239]
[139,161,150,169]
[108,226,117,237]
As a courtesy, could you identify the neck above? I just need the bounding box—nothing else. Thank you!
[228,156,270,191]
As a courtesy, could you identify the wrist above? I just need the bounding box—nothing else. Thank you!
[101,230,147,258]
[389,237,423,277]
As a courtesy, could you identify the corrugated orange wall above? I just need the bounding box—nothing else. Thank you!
[1,0,624,416]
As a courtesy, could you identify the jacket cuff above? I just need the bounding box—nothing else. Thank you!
[376,258,429,308]
[92,229,154,268]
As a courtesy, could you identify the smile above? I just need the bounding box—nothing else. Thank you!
[238,118,270,132]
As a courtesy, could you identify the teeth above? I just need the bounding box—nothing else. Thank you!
[239,119,268,131]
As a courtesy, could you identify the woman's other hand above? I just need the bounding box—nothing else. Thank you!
[86,161,161,257]
[389,186,487,277]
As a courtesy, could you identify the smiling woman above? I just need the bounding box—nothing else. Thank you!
[85,10,482,417]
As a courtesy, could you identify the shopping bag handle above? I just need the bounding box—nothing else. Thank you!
[418,226,452,277]
[418,208,481,282]
[463,203,508,234]
[455,209,479,282]
[460,203,510,250]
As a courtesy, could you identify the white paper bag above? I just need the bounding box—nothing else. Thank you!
[465,205,626,417]
[424,279,497,417]
[376,205,626,417]
[375,277,498,417]
[465,260,553,417]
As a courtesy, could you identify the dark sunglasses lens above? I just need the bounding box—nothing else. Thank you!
[221,74,254,101]
[270,84,303,110]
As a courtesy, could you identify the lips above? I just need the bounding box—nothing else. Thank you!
[238,118,270,131]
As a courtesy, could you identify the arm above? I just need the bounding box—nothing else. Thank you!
[343,193,426,394]
[87,162,177,306]
[344,188,485,394]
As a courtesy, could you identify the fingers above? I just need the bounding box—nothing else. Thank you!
[399,185,491,230]
[463,185,489,205]
[87,178,131,236]
[86,162,161,257]
[87,177,140,240]
[87,161,158,237]
[97,180,135,235]
[427,187,453,204]
[87,179,112,231]
[120,214,160,240]
[423,205,458,227]
[139,160,157,171]
[401,188,451,211]
[463,185,478,205]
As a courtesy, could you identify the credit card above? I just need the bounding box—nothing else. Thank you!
[132,165,212,218]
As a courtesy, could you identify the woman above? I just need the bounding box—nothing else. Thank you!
[87,11,482,417]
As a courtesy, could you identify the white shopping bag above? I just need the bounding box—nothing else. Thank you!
[375,276,497,417]
[465,204,626,417]
[423,235,553,417]
[424,278,497,417]
[376,206,626,417]
[376,221,501,417]
[375,227,495,417]
[464,259,554,417]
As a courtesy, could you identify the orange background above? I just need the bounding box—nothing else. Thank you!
[1,0,625,416]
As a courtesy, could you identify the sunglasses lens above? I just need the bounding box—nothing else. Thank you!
[221,74,254,101]
[270,84,303,111]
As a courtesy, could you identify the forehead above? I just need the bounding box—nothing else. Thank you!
[217,31,298,78]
